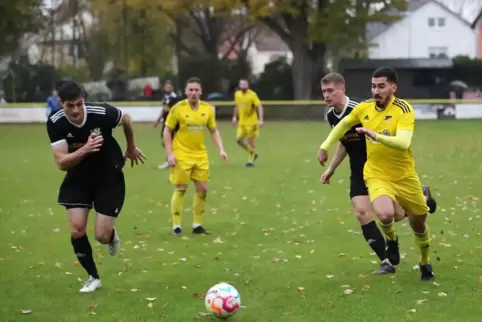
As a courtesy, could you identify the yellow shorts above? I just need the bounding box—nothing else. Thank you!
[366,174,429,215]
[236,125,259,138]
[169,159,209,184]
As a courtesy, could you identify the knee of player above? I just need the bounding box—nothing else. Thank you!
[196,187,208,197]
[70,225,87,238]
[175,185,188,194]
[95,230,111,244]
[377,210,395,223]
[354,208,372,223]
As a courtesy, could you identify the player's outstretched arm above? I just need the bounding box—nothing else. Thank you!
[376,129,413,150]
[320,117,357,151]
[209,128,228,161]
[232,105,238,127]
[119,113,146,166]
[119,114,135,148]
[257,103,264,126]
[328,142,347,171]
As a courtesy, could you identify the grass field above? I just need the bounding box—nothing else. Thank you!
[1,120,482,322]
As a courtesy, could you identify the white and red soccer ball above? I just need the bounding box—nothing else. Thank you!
[204,283,241,319]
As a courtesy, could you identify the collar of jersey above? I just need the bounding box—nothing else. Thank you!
[331,96,350,118]
[66,103,87,128]
[375,95,395,112]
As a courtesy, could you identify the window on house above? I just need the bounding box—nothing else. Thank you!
[438,17,445,27]
[428,47,448,58]
[428,17,435,27]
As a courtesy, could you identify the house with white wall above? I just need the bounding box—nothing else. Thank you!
[367,0,476,59]
[246,28,293,76]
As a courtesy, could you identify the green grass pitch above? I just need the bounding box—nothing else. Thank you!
[1,120,482,321]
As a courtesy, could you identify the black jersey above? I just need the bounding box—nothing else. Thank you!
[161,92,181,120]
[326,97,366,178]
[47,103,125,174]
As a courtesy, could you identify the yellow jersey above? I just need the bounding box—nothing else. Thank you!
[234,89,261,125]
[345,96,416,181]
[165,99,216,160]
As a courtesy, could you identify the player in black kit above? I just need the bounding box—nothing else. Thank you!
[154,81,181,169]
[319,73,437,273]
[46,81,146,292]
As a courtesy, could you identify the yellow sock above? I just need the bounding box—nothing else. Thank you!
[414,226,431,265]
[193,192,207,227]
[248,149,256,162]
[171,189,186,228]
[379,221,397,240]
[237,138,254,154]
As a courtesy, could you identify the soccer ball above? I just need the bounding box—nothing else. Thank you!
[204,283,241,319]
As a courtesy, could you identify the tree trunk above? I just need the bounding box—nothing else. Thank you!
[291,43,316,100]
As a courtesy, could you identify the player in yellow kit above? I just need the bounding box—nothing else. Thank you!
[232,78,264,167]
[318,67,434,281]
[163,77,228,236]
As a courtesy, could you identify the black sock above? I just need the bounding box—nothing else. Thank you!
[109,228,116,243]
[361,221,386,261]
[71,235,99,279]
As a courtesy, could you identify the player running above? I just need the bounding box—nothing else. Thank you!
[163,77,228,236]
[232,78,264,167]
[154,81,181,169]
[46,81,145,292]
[318,67,435,281]
[320,72,437,268]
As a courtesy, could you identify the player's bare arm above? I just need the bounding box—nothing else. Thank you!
[51,135,103,171]
[163,125,176,165]
[119,113,146,167]
[232,105,238,128]
[318,116,358,165]
[257,103,264,127]
[321,142,347,184]
[209,127,228,161]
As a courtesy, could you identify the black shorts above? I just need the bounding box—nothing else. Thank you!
[350,175,368,199]
[58,170,125,217]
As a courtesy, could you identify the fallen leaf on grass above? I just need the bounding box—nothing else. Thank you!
[88,303,97,308]
[343,289,354,295]
[408,309,416,313]
[297,287,304,296]
[337,253,346,257]
[145,297,157,301]
[438,292,448,297]
[231,232,237,237]
[478,276,482,283]
[72,261,80,266]
[326,275,334,279]
[21,310,32,314]
[358,274,369,278]
[192,293,204,299]
[130,288,138,292]
[55,263,61,268]
[181,286,187,290]
[416,299,428,304]
[272,257,280,263]
[364,285,371,289]
[198,312,212,317]
[148,303,153,308]
[89,311,96,315]
[213,236,225,244]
